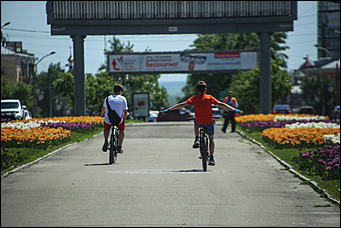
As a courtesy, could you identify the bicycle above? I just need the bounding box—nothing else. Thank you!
[108,125,119,164]
[199,127,209,172]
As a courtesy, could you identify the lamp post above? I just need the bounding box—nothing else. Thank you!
[33,51,56,117]
[1,21,10,45]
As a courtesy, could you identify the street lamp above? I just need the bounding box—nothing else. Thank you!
[1,21,10,44]
[33,51,56,117]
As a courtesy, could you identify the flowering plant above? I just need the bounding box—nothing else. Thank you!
[262,128,340,148]
[295,145,340,180]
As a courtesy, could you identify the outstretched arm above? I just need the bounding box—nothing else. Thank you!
[162,101,190,112]
[217,101,243,114]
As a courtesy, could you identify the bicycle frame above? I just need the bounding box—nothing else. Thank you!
[109,125,119,164]
[199,127,209,172]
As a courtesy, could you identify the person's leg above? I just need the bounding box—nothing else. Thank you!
[221,116,228,133]
[231,114,236,132]
[102,122,111,152]
[209,134,215,156]
[192,122,200,148]
[117,121,125,153]
[208,134,215,166]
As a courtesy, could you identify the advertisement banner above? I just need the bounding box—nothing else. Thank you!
[108,51,257,73]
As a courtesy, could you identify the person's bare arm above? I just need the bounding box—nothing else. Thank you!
[123,110,128,119]
[217,101,243,114]
[101,105,106,117]
[168,101,190,110]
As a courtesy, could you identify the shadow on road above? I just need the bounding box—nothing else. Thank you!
[84,163,113,166]
[172,169,211,173]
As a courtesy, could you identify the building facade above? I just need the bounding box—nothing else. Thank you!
[317,1,340,60]
[1,41,36,84]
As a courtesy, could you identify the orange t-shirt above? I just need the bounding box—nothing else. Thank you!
[186,93,219,125]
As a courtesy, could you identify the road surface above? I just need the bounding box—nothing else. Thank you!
[1,122,340,227]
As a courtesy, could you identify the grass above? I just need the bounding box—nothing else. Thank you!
[237,125,340,202]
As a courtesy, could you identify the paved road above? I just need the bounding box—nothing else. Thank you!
[1,122,340,227]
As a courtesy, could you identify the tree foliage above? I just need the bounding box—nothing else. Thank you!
[179,32,291,112]
[300,70,336,116]
[228,58,292,114]
[1,75,33,109]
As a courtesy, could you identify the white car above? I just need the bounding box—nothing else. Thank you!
[146,110,159,122]
[1,99,26,122]
[23,110,32,120]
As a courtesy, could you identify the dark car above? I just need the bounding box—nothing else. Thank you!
[272,104,292,114]
[297,106,315,115]
[157,108,194,121]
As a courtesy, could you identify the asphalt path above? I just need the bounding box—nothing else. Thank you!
[1,121,340,227]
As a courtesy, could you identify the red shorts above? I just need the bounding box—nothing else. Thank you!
[104,121,125,131]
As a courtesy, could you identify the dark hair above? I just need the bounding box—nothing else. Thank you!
[196,81,207,93]
[113,84,124,93]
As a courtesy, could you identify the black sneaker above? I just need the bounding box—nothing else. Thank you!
[102,140,108,152]
[208,155,215,166]
[192,139,199,148]
[221,129,226,133]
[117,146,123,154]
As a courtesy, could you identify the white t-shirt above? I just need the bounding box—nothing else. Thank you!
[103,94,128,124]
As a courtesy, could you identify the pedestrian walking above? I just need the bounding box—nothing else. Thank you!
[221,90,238,133]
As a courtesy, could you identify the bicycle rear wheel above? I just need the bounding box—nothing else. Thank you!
[109,133,114,164]
[109,127,117,164]
[200,135,208,172]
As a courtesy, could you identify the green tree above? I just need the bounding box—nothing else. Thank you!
[35,62,66,117]
[301,70,336,116]
[228,58,292,114]
[1,75,33,111]
[180,32,290,108]
[96,36,169,113]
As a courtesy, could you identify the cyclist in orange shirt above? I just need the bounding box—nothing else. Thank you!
[162,81,242,166]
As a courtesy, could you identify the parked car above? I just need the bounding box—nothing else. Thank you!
[297,106,315,115]
[157,108,194,121]
[272,104,292,114]
[212,105,222,119]
[332,105,340,121]
[1,99,26,122]
[146,110,159,122]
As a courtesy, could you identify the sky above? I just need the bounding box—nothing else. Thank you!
[1,1,318,82]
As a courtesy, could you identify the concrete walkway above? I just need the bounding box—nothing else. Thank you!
[1,122,340,227]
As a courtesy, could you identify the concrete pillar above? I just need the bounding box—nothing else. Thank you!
[259,32,272,114]
[71,35,86,116]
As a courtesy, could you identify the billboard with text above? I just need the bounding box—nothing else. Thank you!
[108,51,257,73]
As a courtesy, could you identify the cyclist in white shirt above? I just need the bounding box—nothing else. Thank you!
[101,84,128,153]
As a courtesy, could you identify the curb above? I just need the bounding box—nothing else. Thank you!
[236,130,340,207]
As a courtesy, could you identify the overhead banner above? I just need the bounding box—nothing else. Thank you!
[108,51,257,73]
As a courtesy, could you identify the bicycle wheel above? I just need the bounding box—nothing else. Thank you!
[109,130,114,164]
[200,134,208,172]
[112,128,118,163]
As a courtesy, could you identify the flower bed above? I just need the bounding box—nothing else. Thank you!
[262,128,340,148]
[1,126,71,148]
[239,119,334,133]
[296,145,340,180]
[1,116,104,148]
